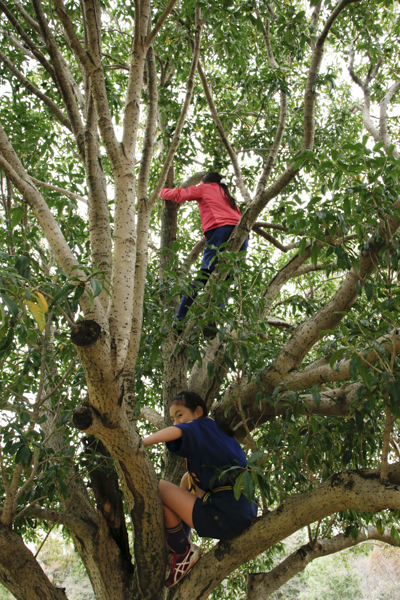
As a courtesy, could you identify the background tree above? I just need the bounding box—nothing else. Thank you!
[1,0,400,599]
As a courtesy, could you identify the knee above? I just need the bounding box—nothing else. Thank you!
[180,472,189,490]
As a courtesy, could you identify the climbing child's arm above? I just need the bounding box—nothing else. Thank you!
[143,426,182,447]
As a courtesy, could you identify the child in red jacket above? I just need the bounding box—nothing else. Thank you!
[160,172,249,323]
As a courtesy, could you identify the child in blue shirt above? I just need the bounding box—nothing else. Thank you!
[143,391,257,588]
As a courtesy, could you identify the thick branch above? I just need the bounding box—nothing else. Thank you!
[175,464,400,600]
[84,91,112,310]
[121,0,151,163]
[80,0,121,167]
[0,524,69,600]
[380,80,400,158]
[266,199,400,382]
[0,125,106,328]
[13,0,41,32]
[31,0,86,161]
[124,43,159,409]
[246,526,400,600]
[145,0,179,48]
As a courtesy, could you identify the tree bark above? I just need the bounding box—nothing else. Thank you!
[0,524,69,600]
[246,526,400,600]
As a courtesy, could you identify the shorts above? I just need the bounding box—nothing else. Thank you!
[192,487,257,540]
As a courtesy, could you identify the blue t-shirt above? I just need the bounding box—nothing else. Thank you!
[166,417,247,491]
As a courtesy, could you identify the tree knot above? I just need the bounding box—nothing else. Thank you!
[71,320,101,347]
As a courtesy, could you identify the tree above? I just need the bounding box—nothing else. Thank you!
[1,0,400,598]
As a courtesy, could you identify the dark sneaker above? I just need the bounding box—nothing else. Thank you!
[165,543,202,588]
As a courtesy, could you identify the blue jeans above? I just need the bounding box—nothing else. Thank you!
[176,225,249,321]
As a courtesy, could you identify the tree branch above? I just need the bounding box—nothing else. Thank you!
[84,90,112,310]
[78,0,121,167]
[149,10,202,206]
[0,0,56,78]
[380,79,400,158]
[121,0,151,164]
[0,50,72,131]
[252,226,297,252]
[12,0,41,32]
[176,464,400,600]
[197,61,252,205]
[139,406,164,430]
[0,125,106,327]
[31,0,86,161]
[145,0,179,48]
[123,42,159,405]
[223,0,364,260]
[246,526,400,600]
[0,524,69,600]
[266,198,400,382]
[30,177,87,204]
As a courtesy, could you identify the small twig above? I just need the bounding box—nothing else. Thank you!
[35,357,77,410]
[0,444,10,495]
[13,496,49,522]
[34,522,57,558]
[381,402,396,483]
[30,177,87,204]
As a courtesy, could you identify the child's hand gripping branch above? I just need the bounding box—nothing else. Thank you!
[143,391,257,589]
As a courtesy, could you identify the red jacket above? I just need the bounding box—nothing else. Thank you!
[160,182,242,234]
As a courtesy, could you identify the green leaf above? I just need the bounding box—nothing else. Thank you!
[311,243,318,268]
[355,280,362,295]
[298,238,307,256]
[16,445,32,467]
[90,278,102,298]
[247,451,264,465]
[218,327,226,341]
[51,284,75,307]
[312,391,321,406]
[373,142,385,152]
[20,411,30,425]
[242,470,255,503]
[59,479,69,499]
[355,409,363,432]
[187,345,199,361]
[11,207,25,229]
[0,293,18,321]
[329,348,346,369]
[15,255,30,279]
[207,361,215,378]
[376,519,384,535]
[342,449,352,465]
[364,282,373,300]
[233,472,244,500]
[349,358,358,380]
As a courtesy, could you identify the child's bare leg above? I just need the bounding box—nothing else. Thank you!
[180,472,189,490]
[159,480,198,528]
